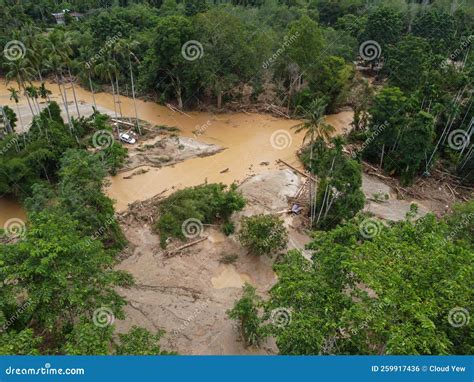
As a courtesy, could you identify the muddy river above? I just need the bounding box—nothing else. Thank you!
[0,80,353,219]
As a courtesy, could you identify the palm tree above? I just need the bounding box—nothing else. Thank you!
[47,31,81,118]
[8,88,25,133]
[94,58,120,137]
[4,58,37,119]
[85,64,97,110]
[292,99,335,146]
[45,51,73,131]
[25,85,41,114]
[114,39,141,134]
[292,98,335,226]
[38,82,53,119]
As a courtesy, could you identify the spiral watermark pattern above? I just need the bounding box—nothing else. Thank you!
[447,129,470,151]
[181,40,204,61]
[270,307,292,328]
[359,218,383,239]
[92,130,114,150]
[359,40,381,61]
[448,307,470,328]
[92,307,115,327]
[3,218,26,239]
[181,218,204,239]
[270,129,292,150]
[3,40,26,61]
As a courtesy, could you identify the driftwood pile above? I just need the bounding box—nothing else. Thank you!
[362,162,473,205]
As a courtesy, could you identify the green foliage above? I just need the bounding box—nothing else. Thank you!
[219,253,239,264]
[1,105,17,132]
[302,138,365,229]
[412,9,456,54]
[98,142,128,176]
[363,7,403,48]
[222,221,235,236]
[115,326,171,355]
[64,322,114,355]
[445,201,474,248]
[227,283,264,347]
[0,329,41,355]
[267,211,473,355]
[57,149,126,249]
[385,36,432,92]
[362,87,436,185]
[239,214,288,256]
[155,183,245,247]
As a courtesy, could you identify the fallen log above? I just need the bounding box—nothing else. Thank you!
[277,159,317,182]
[166,103,191,117]
[165,236,208,257]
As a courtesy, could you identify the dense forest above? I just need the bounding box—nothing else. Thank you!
[0,0,472,355]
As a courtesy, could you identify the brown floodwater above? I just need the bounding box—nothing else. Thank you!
[0,79,353,215]
[0,197,27,227]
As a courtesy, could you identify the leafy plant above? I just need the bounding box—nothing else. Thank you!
[239,214,288,256]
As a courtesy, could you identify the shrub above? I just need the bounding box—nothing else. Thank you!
[222,221,235,236]
[227,283,264,347]
[155,183,245,247]
[239,214,288,256]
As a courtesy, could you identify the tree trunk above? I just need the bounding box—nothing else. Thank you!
[67,67,81,118]
[129,56,140,134]
[59,73,73,132]
[380,144,385,169]
[115,75,123,118]
[109,75,119,120]
[88,73,97,110]
[217,91,222,109]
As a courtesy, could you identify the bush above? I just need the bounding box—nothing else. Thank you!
[227,283,264,347]
[302,137,365,229]
[239,214,288,256]
[155,183,245,247]
[222,221,235,236]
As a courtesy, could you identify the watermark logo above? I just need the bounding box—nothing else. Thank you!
[270,129,292,150]
[352,121,389,158]
[447,129,470,151]
[359,40,381,61]
[181,218,204,239]
[181,40,204,61]
[85,32,122,69]
[92,307,115,327]
[3,218,26,239]
[193,120,212,137]
[262,32,300,69]
[92,130,114,150]
[270,307,292,328]
[3,40,26,61]
[0,300,31,333]
[359,218,383,239]
[448,307,469,328]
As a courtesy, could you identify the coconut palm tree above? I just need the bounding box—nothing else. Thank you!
[4,58,37,119]
[47,31,81,118]
[8,87,25,134]
[292,98,335,225]
[38,82,53,119]
[94,58,120,137]
[44,51,73,131]
[292,98,335,146]
[114,39,141,134]
[85,63,97,110]
[25,85,41,114]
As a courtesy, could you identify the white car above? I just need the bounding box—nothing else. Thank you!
[119,132,136,144]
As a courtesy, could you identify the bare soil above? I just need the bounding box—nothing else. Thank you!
[121,136,224,175]
[114,169,308,355]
